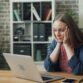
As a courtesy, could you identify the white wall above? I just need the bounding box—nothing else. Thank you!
[79,0,83,28]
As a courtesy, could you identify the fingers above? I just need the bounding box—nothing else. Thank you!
[64,26,68,34]
[65,26,69,38]
[63,26,69,43]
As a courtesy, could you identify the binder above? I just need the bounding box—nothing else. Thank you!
[39,24,45,41]
[33,24,45,41]
[33,24,39,41]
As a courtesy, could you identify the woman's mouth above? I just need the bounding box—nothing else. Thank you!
[56,37,63,40]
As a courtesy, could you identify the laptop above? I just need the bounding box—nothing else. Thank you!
[3,53,64,83]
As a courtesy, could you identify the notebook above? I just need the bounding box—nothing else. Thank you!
[3,53,64,83]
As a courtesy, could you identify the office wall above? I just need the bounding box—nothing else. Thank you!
[0,0,78,53]
[55,0,78,23]
[79,0,83,28]
[0,0,10,53]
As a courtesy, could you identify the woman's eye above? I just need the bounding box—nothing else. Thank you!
[59,29,65,32]
[59,29,64,32]
[53,29,57,32]
[53,28,65,32]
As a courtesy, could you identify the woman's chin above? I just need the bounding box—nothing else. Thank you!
[58,40,63,43]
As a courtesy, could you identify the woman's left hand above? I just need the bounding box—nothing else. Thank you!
[63,26,69,44]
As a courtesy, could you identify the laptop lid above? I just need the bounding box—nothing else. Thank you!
[3,53,64,83]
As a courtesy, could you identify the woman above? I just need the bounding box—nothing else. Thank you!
[44,14,83,75]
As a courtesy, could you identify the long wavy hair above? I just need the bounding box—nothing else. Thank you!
[53,14,83,48]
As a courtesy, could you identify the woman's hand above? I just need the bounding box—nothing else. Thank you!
[63,27,74,60]
[63,26,70,44]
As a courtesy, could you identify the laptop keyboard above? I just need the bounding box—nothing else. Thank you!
[41,76,53,80]
[41,74,64,81]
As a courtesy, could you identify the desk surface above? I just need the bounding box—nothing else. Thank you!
[0,70,83,83]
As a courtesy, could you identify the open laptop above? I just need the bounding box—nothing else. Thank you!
[3,53,64,83]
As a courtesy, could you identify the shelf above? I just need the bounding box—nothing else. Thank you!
[13,21,31,23]
[10,0,55,62]
[33,21,52,23]
[13,41,31,44]
[33,41,51,44]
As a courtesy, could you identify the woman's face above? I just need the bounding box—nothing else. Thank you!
[52,20,67,42]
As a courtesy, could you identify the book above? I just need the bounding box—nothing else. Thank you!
[35,50,42,61]
[23,3,31,20]
[13,9,21,21]
[42,9,52,21]
[45,9,52,21]
[32,6,41,21]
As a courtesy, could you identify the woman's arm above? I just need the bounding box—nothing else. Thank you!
[50,42,61,63]
[63,27,83,75]
[63,26,74,60]
[63,43,83,75]
[44,40,61,72]
[68,46,83,75]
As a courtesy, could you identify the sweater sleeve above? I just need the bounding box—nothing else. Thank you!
[44,40,60,72]
[68,46,83,75]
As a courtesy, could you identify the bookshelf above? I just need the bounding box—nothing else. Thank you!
[10,0,55,65]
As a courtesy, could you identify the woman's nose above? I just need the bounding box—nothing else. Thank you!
[56,30,60,34]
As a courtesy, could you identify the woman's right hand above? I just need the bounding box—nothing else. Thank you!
[49,39,61,63]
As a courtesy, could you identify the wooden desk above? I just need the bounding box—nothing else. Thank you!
[0,70,82,83]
